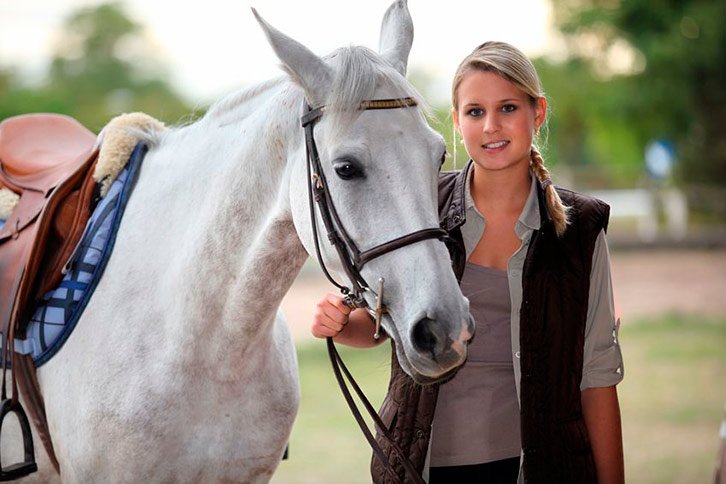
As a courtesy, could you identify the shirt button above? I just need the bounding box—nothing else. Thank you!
[515,351,521,358]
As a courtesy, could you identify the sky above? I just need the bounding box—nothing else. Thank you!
[0,0,559,106]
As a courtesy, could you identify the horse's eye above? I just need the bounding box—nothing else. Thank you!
[440,151,447,167]
[333,161,362,180]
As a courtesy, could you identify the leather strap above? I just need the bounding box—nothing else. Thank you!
[327,338,425,484]
[357,228,448,268]
[15,353,59,471]
[1,263,25,402]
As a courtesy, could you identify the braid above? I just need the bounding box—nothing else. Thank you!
[530,146,570,237]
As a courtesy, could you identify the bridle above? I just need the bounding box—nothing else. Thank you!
[302,97,447,484]
[302,98,447,333]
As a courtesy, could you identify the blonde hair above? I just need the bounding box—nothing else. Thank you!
[452,41,570,237]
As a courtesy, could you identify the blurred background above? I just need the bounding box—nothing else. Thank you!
[2,1,724,482]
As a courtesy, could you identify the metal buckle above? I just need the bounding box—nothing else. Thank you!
[0,399,38,481]
[343,292,367,310]
[372,278,386,340]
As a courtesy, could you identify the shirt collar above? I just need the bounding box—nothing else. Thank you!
[519,174,541,231]
[464,167,541,237]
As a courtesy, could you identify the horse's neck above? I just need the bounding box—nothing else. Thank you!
[124,82,308,351]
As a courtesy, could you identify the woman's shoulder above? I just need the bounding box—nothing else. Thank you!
[437,168,468,228]
[555,186,609,212]
[438,162,472,195]
[554,186,610,231]
[438,168,464,186]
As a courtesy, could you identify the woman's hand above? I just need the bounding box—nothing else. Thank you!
[310,293,384,348]
[311,293,352,339]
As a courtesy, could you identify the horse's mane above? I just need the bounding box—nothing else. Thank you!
[205,77,288,121]
[204,45,428,138]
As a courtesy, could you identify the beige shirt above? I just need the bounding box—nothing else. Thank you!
[431,263,522,466]
[459,170,624,400]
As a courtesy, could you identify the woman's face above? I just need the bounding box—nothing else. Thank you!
[453,70,546,174]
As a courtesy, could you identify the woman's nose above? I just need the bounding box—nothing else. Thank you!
[482,114,500,133]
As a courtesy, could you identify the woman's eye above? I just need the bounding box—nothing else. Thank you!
[333,161,362,180]
[502,104,516,113]
[467,108,484,117]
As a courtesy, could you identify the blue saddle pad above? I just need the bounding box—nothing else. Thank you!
[15,143,148,366]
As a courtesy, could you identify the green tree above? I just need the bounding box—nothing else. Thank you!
[1,3,196,131]
[533,57,647,188]
[551,0,726,188]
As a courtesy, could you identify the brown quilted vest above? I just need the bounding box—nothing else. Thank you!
[371,163,609,483]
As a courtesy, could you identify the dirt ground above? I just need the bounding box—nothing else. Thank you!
[281,248,726,342]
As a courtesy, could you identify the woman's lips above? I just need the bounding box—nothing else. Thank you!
[483,140,509,151]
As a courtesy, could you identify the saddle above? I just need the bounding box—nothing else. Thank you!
[0,113,99,479]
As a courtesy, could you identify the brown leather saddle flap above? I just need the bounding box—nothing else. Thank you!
[0,162,98,333]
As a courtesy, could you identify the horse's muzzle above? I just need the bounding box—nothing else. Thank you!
[407,314,474,378]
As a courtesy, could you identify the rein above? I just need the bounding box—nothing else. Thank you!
[302,97,444,484]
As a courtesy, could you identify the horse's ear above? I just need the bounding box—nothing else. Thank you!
[252,8,333,107]
[378,0,414,76]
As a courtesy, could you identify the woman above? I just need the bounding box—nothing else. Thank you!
[312,41,624,484]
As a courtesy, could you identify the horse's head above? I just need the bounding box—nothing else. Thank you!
[254,1,473,384]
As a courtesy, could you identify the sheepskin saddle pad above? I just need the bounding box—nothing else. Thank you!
[9,112,163,366]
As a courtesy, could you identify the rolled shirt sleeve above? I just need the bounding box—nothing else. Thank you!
[581,230,624,390]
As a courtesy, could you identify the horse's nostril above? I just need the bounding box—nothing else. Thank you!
[412,317,438,354]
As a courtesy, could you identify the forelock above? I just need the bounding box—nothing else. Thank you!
[321,46,425,142]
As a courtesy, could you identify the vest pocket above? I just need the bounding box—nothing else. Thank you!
[376,394,398,434]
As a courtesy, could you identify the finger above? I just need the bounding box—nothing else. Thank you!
[317,297,349,324]
[320,305,349,325]
[311,322,340,339]
[314,312,345,333]
[325,293,352,316]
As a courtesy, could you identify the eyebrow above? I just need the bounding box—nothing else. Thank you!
[463,98,524,107]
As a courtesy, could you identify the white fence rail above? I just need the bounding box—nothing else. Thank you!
[587,188,688,242]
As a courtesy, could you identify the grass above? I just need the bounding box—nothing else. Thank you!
[619,314,726,484]
[270,314,726,483]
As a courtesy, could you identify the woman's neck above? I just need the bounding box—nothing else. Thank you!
[470,162,531,217]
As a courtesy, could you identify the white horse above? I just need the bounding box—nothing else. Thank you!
[10,1,472,481]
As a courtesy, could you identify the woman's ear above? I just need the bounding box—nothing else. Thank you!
[452,107,461,135]
[534,96,547,130]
